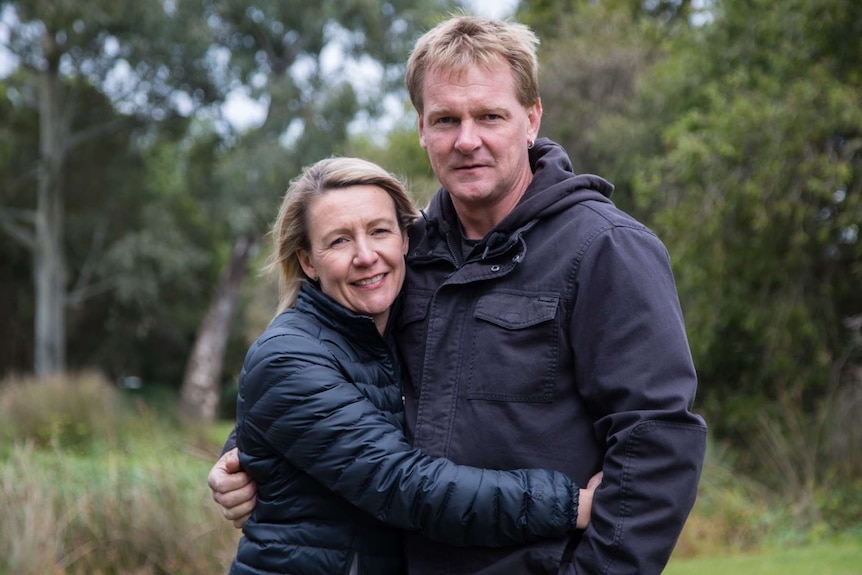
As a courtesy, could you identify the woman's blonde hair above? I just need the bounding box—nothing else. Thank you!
[405,15,541,114]
[266,157,419,314]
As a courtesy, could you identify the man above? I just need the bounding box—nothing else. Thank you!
[210,15,707,575]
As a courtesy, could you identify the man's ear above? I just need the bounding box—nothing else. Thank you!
[528,98,543,139]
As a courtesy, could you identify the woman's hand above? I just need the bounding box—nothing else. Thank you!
[576,471,603,529]
[208,447,258,528]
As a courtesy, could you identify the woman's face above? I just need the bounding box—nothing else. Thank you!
[298,185,409,334]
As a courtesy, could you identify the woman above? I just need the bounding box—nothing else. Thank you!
[230,157,600,575]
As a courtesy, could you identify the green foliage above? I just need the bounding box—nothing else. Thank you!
[535,0,862,451]
[67,128,235,385]
[1,0,452,387]
[519,0,695,40]
[534,1,657,203]
[673,440,776,557]
[0,373,239,574]
[630,0,862,440]
[0,372,198,454]
[348,107,441,207]
[0,372,124,453]
[525,0,862,544]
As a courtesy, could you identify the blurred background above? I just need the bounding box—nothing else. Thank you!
[0,0,860,573]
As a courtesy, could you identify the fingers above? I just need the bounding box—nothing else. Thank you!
[587,470,604,490]
[213,480,257,513]
[216,484,256,523]
[208,448,251,496]
[576,471,604,530]
[208,447,257,529]
[221,447,243,473]
[227,497,255,528]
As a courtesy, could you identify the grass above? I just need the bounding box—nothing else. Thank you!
[2,372,860,574]
[0,372,240,575]
[665,540,862,575]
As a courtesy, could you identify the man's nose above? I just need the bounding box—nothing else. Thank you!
[455,121,481,153]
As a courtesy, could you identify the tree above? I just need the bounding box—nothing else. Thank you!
[518,0,705,214]
[179,0,454,421]
[608,0,862,444]
[0,0,222,377]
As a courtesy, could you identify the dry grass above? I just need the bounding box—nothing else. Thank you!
[0,372,240,575]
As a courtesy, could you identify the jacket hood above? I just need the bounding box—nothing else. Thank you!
[414,138,614,262]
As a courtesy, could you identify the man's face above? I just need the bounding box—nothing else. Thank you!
[418,59,542,238]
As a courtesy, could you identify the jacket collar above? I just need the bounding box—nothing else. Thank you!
[292,283,385,344]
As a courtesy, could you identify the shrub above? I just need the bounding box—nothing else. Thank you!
[0,373,240,574]
[0,372,123,452]
[673,440,776,558]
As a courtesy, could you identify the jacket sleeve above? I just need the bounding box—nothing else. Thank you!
[220,427,237,455]
[569,225,707,575]
[238,332,581,548]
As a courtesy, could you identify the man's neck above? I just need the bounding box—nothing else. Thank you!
[452,189,527,240]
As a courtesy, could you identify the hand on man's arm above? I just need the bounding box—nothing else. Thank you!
[208,447,257,528]
[576,471,603,530]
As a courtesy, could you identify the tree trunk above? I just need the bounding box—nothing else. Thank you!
[181,235,257,422]
[34,51,68,378]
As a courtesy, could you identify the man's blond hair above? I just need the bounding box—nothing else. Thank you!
[405,15,540,114]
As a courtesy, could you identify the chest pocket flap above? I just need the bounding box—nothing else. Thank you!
[473,293,559,329]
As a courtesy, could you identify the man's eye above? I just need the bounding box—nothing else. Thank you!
[437,116,455,124]
[330,237,347,247]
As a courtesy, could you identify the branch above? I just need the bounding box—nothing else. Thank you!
[66,116,139,151]
[0,207,36,250]
[68,219,107,301]
[4,164,40,195]
[66,277,118,307]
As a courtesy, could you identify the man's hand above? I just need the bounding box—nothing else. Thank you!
[208,447,257,528]
[576,471,603,530]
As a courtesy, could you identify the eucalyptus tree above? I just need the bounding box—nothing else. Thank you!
[0,0,223,377]
[179,0,453,421]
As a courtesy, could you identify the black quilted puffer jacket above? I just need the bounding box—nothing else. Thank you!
[229,284,583,575]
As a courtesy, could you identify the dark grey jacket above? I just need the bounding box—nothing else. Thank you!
[394,138,708,575]
[230,284,585,575]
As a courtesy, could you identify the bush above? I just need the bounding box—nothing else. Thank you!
[0,373,240,574]
[0,372,124,452]
[673,440,776,558]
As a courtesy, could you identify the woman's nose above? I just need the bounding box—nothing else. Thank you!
[352,239,378,266]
